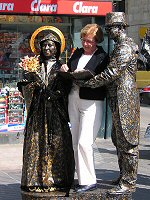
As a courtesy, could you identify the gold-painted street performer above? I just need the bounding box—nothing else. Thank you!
[79,12,140,194]
[17,26,75,195]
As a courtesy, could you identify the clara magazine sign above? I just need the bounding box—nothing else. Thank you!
[0,0,112,16]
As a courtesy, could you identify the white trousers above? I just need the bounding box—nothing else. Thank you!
[68,88,104,185]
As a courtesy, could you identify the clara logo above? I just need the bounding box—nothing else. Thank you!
[31,0,58,12]
[0,2,14,11]
[73,2,98,14]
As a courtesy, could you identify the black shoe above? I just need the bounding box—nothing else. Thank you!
[75,184,97,193]
[74,184,82,190]
[107,184,136,194]
[110,177,121,185]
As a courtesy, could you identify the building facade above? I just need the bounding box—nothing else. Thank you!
[125,0,150,46]
[0,0,113,87]
[0,0,113,129]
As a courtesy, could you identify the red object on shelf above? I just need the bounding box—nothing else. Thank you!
[0,89,25,125]
[8,90,24,125]
[0,94,8,125]
[143,87,150,92]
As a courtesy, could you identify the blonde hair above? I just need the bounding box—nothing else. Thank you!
[80,24,104,43]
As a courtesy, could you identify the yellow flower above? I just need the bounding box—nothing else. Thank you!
[19,55,40,72]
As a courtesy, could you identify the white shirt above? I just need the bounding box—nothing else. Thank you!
[40,61,55,85]
[75,54,93,71]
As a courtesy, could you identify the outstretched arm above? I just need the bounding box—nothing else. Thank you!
[82,44,134,88]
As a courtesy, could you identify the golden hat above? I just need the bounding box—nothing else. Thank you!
[105,12,128,27]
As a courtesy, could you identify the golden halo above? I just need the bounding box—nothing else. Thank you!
[30,26,66,55]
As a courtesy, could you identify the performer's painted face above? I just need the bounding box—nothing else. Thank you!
[42,40,57,57]
[105,26,120,39]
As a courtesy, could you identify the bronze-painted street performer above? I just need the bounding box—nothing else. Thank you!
[17,26,75,195]
[80,12,140,194]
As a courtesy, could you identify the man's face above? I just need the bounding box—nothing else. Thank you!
[105,26,120,39]
[42,40,57,57]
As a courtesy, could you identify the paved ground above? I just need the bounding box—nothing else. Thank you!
[0,105,150,200]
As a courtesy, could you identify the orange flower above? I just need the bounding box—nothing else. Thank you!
[19,55,40,72]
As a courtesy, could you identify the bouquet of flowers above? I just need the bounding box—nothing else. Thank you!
[19,55,40,72]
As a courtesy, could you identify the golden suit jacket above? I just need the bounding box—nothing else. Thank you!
[85,36,140,145]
